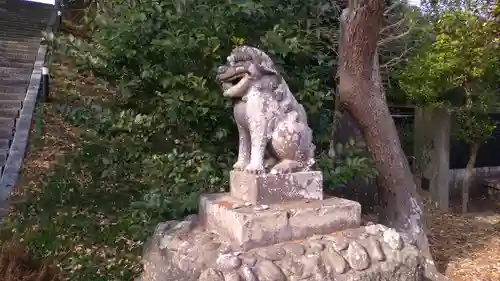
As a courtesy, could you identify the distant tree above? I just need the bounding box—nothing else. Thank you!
[398,3,500,213]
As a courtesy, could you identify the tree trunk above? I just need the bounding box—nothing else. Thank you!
[336,1,449,280]
[462,142,479,214]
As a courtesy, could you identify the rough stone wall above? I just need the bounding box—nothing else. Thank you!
[140,216,422,281]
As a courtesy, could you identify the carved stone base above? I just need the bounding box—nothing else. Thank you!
[230,171,323,205]
[140,215,422,281]
[199,193,362,250]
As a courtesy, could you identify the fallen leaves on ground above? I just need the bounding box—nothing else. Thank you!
[426,196,500,281]
[2,58,146,281]
[0,243,61,281]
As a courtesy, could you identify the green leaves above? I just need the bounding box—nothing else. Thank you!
[398,10,499,106]
[54,0,372,220]
[398,8,499,144]
[319,138,377,188]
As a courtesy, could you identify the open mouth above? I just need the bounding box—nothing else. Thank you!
[222,73,246,90]
[216,65,251,97]
[229,73,245,84]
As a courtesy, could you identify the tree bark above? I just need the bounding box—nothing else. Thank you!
[336,1,449,280]
[462,142,479,214]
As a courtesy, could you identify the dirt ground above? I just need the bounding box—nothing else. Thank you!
[428,196,500,281]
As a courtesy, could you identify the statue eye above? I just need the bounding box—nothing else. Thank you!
[232,54,251,62]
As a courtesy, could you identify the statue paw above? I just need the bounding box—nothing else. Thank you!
[233,160,249,171]
[271,159,303,174]
[244,163,265,174]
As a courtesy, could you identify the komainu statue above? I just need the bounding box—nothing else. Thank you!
[216,46,316,174]
[139,46,421,281]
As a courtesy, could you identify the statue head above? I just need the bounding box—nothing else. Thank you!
[216,46,279,98]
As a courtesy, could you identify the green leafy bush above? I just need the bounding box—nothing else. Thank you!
[53,0,377,220]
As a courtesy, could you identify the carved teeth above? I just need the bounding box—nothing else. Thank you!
[223,74,250,97]
[227,73,246,83]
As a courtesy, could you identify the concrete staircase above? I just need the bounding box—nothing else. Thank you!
[0,0,54,189]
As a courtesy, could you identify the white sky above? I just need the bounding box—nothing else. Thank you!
[25,0,55,4]
[408,0,421,6]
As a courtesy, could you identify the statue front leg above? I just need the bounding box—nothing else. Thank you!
[244,97,270,174]
[233,124,251,171]
[245,126,267,174]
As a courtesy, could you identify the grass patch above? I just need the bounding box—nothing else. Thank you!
[0,242,61,281]
[0,58,159,281]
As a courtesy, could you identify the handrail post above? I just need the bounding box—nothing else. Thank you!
[54,0,62,32]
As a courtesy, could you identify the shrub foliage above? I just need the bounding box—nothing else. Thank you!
[53,0,377,220]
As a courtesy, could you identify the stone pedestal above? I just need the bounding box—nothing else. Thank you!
[199,193,361,250]
[198,170,362,250]
[140,217,422,281]
[140,169,423,281]
[230,171,323,205]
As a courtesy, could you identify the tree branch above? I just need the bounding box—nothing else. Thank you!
[384,1,402,16]
[380,17,406,34]
[381,46,412,68]
[378,25,412,46]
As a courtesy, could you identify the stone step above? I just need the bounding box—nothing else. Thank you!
[0,117,16,128]
[0,100,22,109]
[0,87,27,95]
[0,36,41,45]
[0,21,45,30]
[0,51,38,62]
[0,24,45,32]
[0,28,43,37]
[0,41,41,50]
[0,19,44,28]
[0,61,35,69]
[0,108,19,118]
[0,138,10,151]
[0,61,36,68]
[0,79,31,87]
[0,45,40,54]
[0,52,36,58]
[0,93,26,101]
[0,50,40,58]
[0,14,46,21]
[0,12,47,22]
[0,53,36,66]
[0,57,36,66]
[0,149,8,167]
[0,31,43,39]
[0,56,36,65]
[0,127,13,139]
[0,65,32,72]
[0,74,32,83]
[0,11,48,24]
[0,36,42,44]
[0,47,40,56]
[0,76,30,87]
[0,46,39,54]
[0,35,42,42]
[0,66,32,76]
[0,11,46,20]
[0,45,41,53]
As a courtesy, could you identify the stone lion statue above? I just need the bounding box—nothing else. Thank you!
[216,46,316,174]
